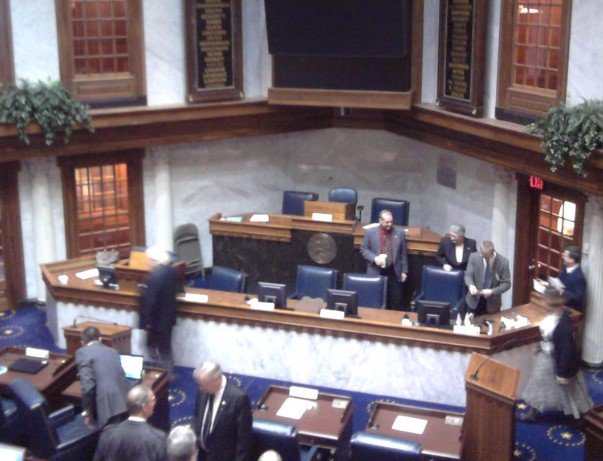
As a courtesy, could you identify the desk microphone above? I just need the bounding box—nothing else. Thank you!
[470,337,515,381]
[73,315,118,327]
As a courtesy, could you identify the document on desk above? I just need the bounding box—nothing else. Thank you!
[392,415,428,435]
[249,214,270,222]
[276,397,315,420]
[76,268,99,280]
[178,293,209,303]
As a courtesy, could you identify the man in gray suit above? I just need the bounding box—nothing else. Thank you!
[463,240,511,319]
[360,209,408,310]
[76,326,129,428]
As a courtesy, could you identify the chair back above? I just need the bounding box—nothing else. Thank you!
[328,187,358,207]
[350,431,422,461]
[415,265,465,316]
[282,190,319,216]
[208,266,248,293]
[343,273,387,309]
[173,223,204,277]
[371,198,410,226]
[252,418,302,461]
[294,265,338,300]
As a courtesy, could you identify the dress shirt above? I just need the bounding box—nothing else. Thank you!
[202,375,227,433]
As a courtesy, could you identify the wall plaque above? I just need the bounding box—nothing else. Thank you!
[186,0,243,103]
[437,0,487,117]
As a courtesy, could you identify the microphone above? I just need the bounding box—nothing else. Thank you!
[72,315,118,327]
[470,337,515,381]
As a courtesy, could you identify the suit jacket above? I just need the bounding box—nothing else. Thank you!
[558,265,586,313]
[464,252,511,313]
[93,419,167,461]
[193,379,253,461]
[360,225,408,279]
[75,341,129,427]
[552,310,580,379]
[435,236,477,271]
[139,263,180,336]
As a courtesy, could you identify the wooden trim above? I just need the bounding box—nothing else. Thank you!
[0,0,14,85]
[411,0,424,102]
[268,88,413,110]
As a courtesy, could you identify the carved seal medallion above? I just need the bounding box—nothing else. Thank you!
[307,232,337,264]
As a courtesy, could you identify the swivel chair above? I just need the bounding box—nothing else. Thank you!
[343,273,387,309]
[207,266,248,293]
[252,418,322,461]
[370,198,410,226]
[290,265,338,301]
[282,191,319,216]
[0,397,19,444]
[413,265,465,317]
[328,187,358,209]
[350,431,422,461]
[173,223,205,278]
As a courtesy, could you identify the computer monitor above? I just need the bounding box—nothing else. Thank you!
[0,442,26,461]
[326,289,358,318]
[120,354,144,381]
[416,300,451,327]
[257,282,287,309]
[97,265,117,288]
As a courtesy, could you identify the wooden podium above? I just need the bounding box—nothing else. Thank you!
[304,200,355,221]
[461,352,519,461]
[585,404,603,461]
[63,321,132,355]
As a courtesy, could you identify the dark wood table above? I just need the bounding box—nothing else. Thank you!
[366,401,463,460]
[253,385,354,455]
[584,403,603,461]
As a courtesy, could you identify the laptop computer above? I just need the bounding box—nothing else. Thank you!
[120,354,144,384]
[8,357,48,374]
[0,442,26,461]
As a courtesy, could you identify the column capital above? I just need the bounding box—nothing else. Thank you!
[590,196,603,215]
[150,147,171,166]
[24,157,56,177]
[490,166,513,185]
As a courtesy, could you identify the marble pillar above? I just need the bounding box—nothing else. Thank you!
[26,158,57,300]
[582,197,603,366]
[151,149,174,251]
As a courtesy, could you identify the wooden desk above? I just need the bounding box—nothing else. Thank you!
[366,401,463,460]
[62,321,132,355]
[254,385,354,453]
[60,366,170,432]
[584,404,603,461]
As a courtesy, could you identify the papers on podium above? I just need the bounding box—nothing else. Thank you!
[178,292,209,304]
[276,397,316,420]
[249,214,269,223]
[392,415,428,434]
[76,268,99,280]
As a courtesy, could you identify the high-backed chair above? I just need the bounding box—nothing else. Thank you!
[173,223,205,278]
[370,198,410,226]
[413,265,465,317]
[0,397,19,444]
[252,418,321,461]
[207,266,248,293]
[282,190,319,216]
[328,187,358,208]
[350,431,422,461]
[290,265,338,300]
[8,378,99,460]
[343,273,387,309]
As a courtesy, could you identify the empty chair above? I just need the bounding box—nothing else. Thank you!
[328,187,358,208]
[343,273,387,309]
[290,265,338,300]
[413,265,465,317]
[350,431,421,460]
[252,418,321,461]
[207,266,248,293]
[0,397,19,444]
[8,378,99,460]
[282,190,319,216]
[173,223,205,277]
[370,198,410,226]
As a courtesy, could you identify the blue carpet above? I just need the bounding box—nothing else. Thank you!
[1,304,602,460]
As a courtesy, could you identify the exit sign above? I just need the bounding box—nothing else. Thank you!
[529,176,544,190]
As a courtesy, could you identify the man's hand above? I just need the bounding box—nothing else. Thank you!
[84,414,95,429]
[469,285,478,295]
[481,288,493,298]
[443,264,452,272]
[556,375,571,385]
[401,273,407,282]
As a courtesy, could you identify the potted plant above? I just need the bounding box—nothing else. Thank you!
[0,79,93,145]
[526,100,603,177]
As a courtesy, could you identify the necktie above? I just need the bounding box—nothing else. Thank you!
[202,394,214,448]
[384,233,394,267]
[483,260,493,289]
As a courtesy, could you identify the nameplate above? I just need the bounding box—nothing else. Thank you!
[311,212,333,222]
[453,325,481,336]
[178,293,209,304]
[249,214,270,222]
[392,415,427,435]
[26,347,50,359]
[319,308,345,320]
[249,300,275,312]
[289,386,318,400]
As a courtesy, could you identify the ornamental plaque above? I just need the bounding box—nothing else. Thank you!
[307,233,337,265]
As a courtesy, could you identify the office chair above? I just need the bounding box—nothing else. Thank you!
[328,187,358,208]
[8,378,100,460]
[413,265,465,317]
[343,273,387,309]
[282,190,319,216]
[0,397,19,444]
[173,223,205,278]
[207,266,248,293]
[290,265,338,301]
[370,198,410,226]
[252,418,322,461]
[350,431,422,461]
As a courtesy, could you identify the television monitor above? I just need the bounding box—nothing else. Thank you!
[326,289,359,318]
[416,300,451,328]
[97,265,117,288]
[120,354,144,382]
[257,282,287,309]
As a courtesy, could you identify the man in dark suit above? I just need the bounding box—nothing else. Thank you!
[360,209,408,310]
[435,224,477,271]
[94,384,167,461]
[76,326,129,428]
[463,240,511,319]
[558,246,587,313]
[192,361,252,461]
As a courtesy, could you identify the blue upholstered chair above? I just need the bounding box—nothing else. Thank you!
[0,397,19,444]
[328,187,358,208]
[207,266,248,293]
[173,222,205,278]
[8,378,99,460]
[350,431,422,461]
[343,273,387,309]
[282,190,319,216]
[252,418,322,461]
[413,265,465,317]
[290,265,338,301]
[370,198,410,226]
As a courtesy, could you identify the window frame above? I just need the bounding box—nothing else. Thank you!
[0,0,15,86]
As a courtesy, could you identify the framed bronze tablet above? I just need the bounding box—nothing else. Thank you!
[185,0,243,103]
[437,0,487,117]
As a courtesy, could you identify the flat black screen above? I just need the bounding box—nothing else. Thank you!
[327,289,358,318]
[417,300,451,327]
[258,282,287,309]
